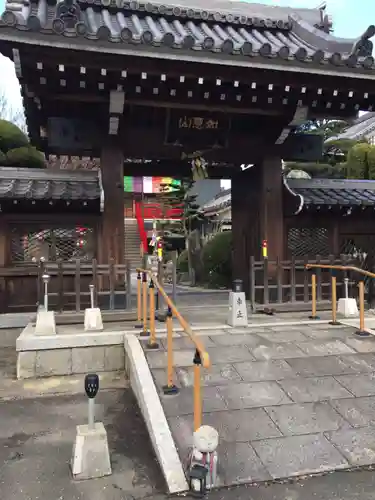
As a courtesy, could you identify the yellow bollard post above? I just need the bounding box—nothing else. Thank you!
[147,278,159,349]
[140,271,149,337]
[134,271,142,329]
[309,272,320,320]
[329,273,340,325]
[355,280,369,336]
[193,349,202,431]
[162,307,179,395]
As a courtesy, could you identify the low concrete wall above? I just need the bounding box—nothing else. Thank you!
[124,334,188,494]
[16,324,125,379]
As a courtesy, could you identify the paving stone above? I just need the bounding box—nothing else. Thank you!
[233,359,296,382]
[252,434,349,479]
[251,343,306,361]
[330,397,375,427]
[303,326,355,340]
[278,376,353,403]
[335,373,375,397]
[217,442,272,486]
[265,402,351,436]
[229,327,272,334]
[217,381,291,410]
[168,414,194,458]
[146,349,194,369]
[286,354,372,377]
[210,333,262,348]
[269,325,310,332]
[209,346,255,364]
[353,353,375,370]
[202,408,282,442]
[345,336,375,353]
[160,386,227,417]
[176,364,241,387]
[296,340,355,357]
[257,330,309,344]
[160,335,216,351]
[327,426,375,466]
[151,367,178,391]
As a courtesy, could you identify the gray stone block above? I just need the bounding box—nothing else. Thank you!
[296,340,355,357]
[203,408,282,442]
[36,349,72,377]
[286,354,372,377]
[217,381,291,410]
[104,346,125,371]
[210,334,262,348]
[17,351,36,379]
[71,422,112,480]
[176,363,241,387]
[161,386,227,417]
[258,331,309,344]
[209,346,255,364]
[330,396,375,427]
[345,336,375,353]
[326,427,375,466]
[217,442,271,486]
[278,376,353,403]
[335,373,375,397]
[146,350,194,369]
[72,347,105,374]
[233,359,296,382]
[251,343,306,361]
[304,326,355,340]
[252,434,348,479]
[265,402,350,436]
[160,335,216,351]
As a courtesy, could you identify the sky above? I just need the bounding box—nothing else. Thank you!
[0,0,374,189]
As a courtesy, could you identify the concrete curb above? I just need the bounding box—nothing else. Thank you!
[124,334,188,494]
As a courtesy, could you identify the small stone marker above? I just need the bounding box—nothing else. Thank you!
[35,274,56,335]
[337,278,359,318]
[84,284,103,331]
[71,374,112,480]
[227,279,248,327]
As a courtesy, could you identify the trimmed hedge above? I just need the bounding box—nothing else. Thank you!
[177,249,189,273]
[0,119,29,153]
[6,146,45,169]
[202,231,232,288]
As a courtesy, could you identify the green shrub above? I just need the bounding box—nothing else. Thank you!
[6,146,45,168]
[202,231,232,288]
[0,150,6,165]
[177,249,189,273]
[0,119,29,153]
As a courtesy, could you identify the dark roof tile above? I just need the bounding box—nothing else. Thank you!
[1,0,374,70]
[0,167,101,201]
[288,178,375,206]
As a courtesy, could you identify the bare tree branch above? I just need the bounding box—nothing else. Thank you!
[0,84,27,135]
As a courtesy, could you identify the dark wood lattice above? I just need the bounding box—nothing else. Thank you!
[11,226,95,263]
[287,228,329,257]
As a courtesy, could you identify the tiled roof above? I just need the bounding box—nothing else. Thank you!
[288,178,375,207]
[0,167,101,200]
[326,112,375,142]
[202,178,375,214]
[1,0,374,70]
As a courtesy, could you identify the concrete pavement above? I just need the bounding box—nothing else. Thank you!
[143,321,375,487]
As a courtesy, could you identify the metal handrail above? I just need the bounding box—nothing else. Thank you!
[136,267,210,369]
[305,263,375,280]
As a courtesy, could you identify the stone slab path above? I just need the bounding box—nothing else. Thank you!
[142,322,375,487]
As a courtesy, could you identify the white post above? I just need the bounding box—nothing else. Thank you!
[89,284,95,309]
[344,278,349,299]
[42,274,50,311]
[88,398,95,430]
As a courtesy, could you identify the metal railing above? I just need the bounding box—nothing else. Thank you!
[305,264,375,336]
[136,267,210,431]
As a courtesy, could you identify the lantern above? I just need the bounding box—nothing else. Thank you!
[188,464,207,497]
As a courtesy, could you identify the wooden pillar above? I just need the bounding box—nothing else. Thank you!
[232,156,284,287]
[100,143,124,265]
